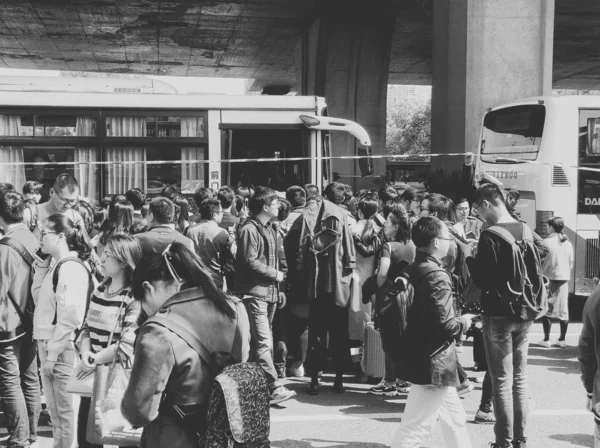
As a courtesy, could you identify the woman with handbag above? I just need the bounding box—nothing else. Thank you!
[32,214,95,448]
[76,233,143,448]
[122,242,250,448]
[368,204,416,396]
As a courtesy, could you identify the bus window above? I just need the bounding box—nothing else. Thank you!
[481,105,545,163]
[578,109,600,214]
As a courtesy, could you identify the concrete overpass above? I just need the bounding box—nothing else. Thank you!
[0,0,595,184]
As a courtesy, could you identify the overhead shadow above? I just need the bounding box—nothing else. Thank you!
[272,439,388,448]
[548,433,594,447]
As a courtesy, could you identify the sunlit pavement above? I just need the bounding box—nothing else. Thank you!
[2,322,591,448]
[270,322,592,448]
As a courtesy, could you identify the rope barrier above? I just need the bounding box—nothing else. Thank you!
[0,152,599,174]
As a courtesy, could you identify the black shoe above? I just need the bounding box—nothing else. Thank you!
[332,380,345,394]
[307,382,320,395]
[513,439,527,448]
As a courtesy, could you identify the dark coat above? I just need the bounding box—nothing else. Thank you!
[396,252,468,387]
[234,217,286,299]
[285,200,356,308]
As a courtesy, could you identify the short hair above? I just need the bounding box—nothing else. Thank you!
[93,207,107,231]
[427,193,454,221]
[125,188,145,210]
[235,186,254,199]
[199,198,222,221]
[323,182,345,205]
[278,198,291,222]
[0,191,25,224]
[54,173,79,193]
[412,216,445,248]
[379,185,398,204]
[248,186,278,216]
[474,184,506,208]
[217,186,235,209]
[286,186,306,208]
[160,185,179,201]
[400,188,417,203]
[455,197,469,206]
[304,184,319,201]
[23,181,42,195]
[358,193,379,220]
[100,195,113,209]
[503,188,520,212]
[149,197,175,224]
[193,187,216,208]
[383,199,405,219]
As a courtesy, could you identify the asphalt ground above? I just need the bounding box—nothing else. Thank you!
[1,322,592,448]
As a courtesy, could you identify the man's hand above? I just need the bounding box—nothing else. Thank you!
[42,360,56,377]
[276,271,285,283]
[278,292,287,310]
[465,152,474,166]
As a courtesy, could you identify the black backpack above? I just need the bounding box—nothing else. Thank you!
[0,237,35,334]
[483,223,548,321]
[375,265,445,365]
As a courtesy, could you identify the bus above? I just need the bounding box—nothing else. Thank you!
[0,76,371,204]
[476,95,600,296]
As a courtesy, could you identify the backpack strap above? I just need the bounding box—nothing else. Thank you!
[0,237,35,332]
[0,237,34,267]
[148,314,222,375]
[484,223,530,245]
[51,257,94,326]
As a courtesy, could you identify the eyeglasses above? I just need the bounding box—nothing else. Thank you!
[162,244,183,283]
[41,230,58,238]
[52,188,78,206]
[456,207,470,212]
[437,236,454,241]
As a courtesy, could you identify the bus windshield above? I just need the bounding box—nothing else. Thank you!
[481,105,545,163]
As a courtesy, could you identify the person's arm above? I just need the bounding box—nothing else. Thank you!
[353,230,389,258]
[377,257,391,289]
[427,271,469,340]
[236,225,278,281]
[121,323,175,427]
[46,262,90,363]
[232,300,251,363]
[578,294,598,398]
[0,247,18,308]
[342,217,357,271]
[32,256,52,304]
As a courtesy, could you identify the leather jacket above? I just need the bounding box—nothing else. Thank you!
[396,252,469,387]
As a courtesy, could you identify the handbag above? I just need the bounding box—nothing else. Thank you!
[86,298,142,446]
[66,363,94,396]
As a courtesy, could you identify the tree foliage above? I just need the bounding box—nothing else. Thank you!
[386,101,431,156]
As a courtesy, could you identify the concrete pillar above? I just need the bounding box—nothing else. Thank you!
[431,0,554,172]
[298,14,395,190]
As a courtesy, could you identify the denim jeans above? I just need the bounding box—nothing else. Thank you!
[483,317,533,448]
[0,334,41,448]
[38,340,77,448]
[243,297,279,389]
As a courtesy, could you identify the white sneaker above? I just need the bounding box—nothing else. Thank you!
[287,362,305,378]
[537,339,551,348]
[554,339,567,348]
[269,386,296,405]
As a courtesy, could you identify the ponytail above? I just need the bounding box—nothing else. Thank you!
[547,216,569,244]
[558,232,568,243]
[132,243,235,320]
[46,214,92,261]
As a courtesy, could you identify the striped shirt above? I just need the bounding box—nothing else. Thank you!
[78,279,141,364]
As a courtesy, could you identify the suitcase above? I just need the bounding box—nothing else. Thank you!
[361,322,386,380]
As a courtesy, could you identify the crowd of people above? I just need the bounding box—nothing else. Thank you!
[0,157,587,448]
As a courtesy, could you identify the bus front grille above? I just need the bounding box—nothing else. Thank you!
[586,238,600,278]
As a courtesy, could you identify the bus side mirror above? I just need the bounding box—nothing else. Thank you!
[358,145,374,177]
[587,118,600,154]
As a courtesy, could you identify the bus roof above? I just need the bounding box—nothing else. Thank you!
[489,95,600,111]
[0,76,323,112]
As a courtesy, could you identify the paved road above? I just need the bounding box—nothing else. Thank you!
[3,322,592,448]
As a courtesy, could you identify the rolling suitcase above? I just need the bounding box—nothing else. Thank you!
[361,322,386,380]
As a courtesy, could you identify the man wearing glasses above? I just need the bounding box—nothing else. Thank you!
[37,174,84,232]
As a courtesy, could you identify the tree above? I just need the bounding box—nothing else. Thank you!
[386,100,431,157]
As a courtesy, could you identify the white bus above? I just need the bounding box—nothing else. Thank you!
[476,95,600,296]
[0,76,371,204]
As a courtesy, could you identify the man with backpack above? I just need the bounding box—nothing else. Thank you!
[0,188,42,448]
[391,217,473,448]
[467,183,548,448]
